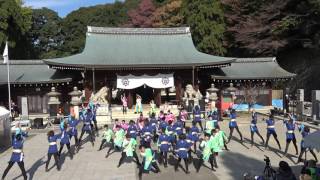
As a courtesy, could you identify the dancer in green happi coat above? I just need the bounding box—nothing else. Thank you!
[196,133,215,172]
[117,134,141,168]
[106,125,125,158]
[138,145,160,180]
[99,125,114,151]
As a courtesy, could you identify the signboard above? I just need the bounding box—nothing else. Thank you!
[21,97,28,119]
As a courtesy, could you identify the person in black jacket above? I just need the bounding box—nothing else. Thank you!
[275,161,297,180]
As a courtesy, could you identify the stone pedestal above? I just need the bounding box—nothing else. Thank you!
[312,90,320,120]
[69,87,82,119]
[296,89,304,120]
[96,103,111,125]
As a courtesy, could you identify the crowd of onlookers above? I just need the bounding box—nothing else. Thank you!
[244,159,319,180]
[299,160,319,180]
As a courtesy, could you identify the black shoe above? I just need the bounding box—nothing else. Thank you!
[186,171,190,174]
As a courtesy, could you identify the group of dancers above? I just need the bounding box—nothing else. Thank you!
[1,102,318,180]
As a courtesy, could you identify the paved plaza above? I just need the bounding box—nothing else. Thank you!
[1,115,319,180]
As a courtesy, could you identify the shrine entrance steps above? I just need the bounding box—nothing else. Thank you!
[110,104,179,122]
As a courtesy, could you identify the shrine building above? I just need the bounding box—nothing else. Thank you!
[0,27,295,113]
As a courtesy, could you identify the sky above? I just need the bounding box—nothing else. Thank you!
[24,0,118,17]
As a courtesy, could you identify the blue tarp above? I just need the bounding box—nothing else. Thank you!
[232,99,283,111]
[272,99,283,109]
[232,103,264,111]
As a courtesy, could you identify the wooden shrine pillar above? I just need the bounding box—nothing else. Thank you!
[192,66,195,86]
[175,78,182,105]
[92,68,96,93]
[154,89,161,107]
[128,90,133,108]
[107,87,112,104]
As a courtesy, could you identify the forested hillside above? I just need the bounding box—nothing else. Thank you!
[0,0,319,98]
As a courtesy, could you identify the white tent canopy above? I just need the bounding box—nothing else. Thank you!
[0,106,11,148]
[0,106,10,119]
[117,74,174,89]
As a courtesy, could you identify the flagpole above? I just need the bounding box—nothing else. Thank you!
[7,59,11,116]
[4,41,11,116]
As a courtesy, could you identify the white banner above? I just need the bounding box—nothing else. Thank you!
[117,74,174,89]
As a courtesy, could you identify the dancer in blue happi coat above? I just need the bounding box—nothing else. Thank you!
[79,108,95,148]
[190,121,200,153]
[265,114,281,150]
[193,105,203,131]
[227,109,243,143]
[165,120,176,149]
[2,134,27,180]
[89,101,99,136]
[174,134,190,174]
[159,120,168,133]
[297,126,318,163]
[68,114,80,148]
[149,113,158,142]
[283,117,299,156]
[45,130,60,171]
[59,122,73,159]
[127,120,138,139]
[250,109,264,146]
[174,119,184,137]
[157,128,171,168]
[140,119,153,148]
[185,127,194,162]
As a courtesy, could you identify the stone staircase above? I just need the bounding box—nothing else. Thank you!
[110,104,180,122]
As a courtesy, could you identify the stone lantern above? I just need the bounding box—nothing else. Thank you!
[69,87,82,119]
[206,83,219,109]
[69,87,82,106]
[47,87,61,117]
[226,83,237,100]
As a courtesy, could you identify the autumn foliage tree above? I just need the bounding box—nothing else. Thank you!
[222,0,320,56]
[151,0,183,28]
[127,0,156,27]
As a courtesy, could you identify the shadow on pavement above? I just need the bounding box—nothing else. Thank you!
[12,156,46,180]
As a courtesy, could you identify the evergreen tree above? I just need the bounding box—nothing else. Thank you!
[181,0,226,55]
[0,0,32,59]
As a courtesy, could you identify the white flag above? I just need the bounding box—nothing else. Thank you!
[2,42,9,64]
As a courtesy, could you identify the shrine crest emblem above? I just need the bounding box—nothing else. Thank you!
[122,78,129,86]
[161,77,169,85]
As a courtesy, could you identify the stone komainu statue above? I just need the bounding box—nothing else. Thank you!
[182,84,203,109]
[91,86,109,104]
